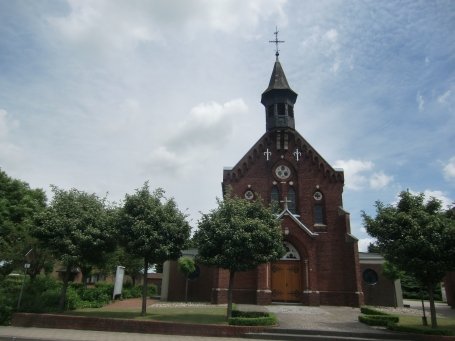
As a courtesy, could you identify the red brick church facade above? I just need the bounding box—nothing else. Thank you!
[164,55,365,307]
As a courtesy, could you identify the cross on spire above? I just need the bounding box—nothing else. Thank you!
[269,27,284,60]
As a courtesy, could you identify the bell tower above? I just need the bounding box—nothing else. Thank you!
[261,28,298,131]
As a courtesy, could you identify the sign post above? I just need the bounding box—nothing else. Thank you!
[17,263,30,310]
[112,266,125,300]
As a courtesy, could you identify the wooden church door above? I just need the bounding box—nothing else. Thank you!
[271,261,301,302]
[271,242,302,302]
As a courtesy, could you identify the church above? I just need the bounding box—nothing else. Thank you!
[161,41,365,307]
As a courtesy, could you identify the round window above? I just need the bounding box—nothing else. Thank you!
[275,165,291,179]
[362,269,378,285]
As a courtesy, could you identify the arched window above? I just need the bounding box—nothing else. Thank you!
[271,186,279,212]
[288,187,296,214]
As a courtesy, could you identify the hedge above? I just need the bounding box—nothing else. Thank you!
[360,306,390,316]
[228,311,276,326]
[387,322,454,336]
[358,315,399,326]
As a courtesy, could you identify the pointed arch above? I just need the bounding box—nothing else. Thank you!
[271,186,279,213]
[288,187,296,214]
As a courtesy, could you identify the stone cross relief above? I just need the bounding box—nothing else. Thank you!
[264,148,272,161]
[280,197,292,210]
[293,148,301,161]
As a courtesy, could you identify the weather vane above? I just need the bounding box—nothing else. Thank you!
[269,27,284,59]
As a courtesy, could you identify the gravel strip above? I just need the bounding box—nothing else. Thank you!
[369,306,445,317]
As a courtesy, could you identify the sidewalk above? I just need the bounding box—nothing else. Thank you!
[402,299,455,319]
[0,326,253,341]
[1,300,453,341]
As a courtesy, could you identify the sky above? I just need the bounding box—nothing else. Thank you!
[1,0,454,252]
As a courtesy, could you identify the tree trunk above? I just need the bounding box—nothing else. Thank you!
[185,276,188,303]
[227,271,235,320]
[58,264,72,313]
[428,278,438,328]
[141,257,148,316]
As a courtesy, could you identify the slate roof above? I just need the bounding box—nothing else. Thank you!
[262,59,297,94]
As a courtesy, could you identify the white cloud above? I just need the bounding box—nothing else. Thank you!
[0,110,22,166]
[416,91,424,111]
[358,238,376,253]
[0,109,20,139]
[323,29,338,42]
[168,98,248,149]
[333,160,393,190]
[142,99,248,177]
[403,189,454,210]
[443,157,455,181]
[422,190,453,209]
[425,56,430,65]
[48,0,288,53]
[438,90,451,103]
[370,172,394,189]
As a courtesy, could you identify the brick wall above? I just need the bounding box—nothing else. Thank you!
[219,129,363,307]
[11,313,266,337]
[360,263,396,307]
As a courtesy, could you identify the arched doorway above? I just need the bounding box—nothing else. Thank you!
[271,241,302,302]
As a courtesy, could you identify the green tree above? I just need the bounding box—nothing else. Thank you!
[118,183,190,316]
[367,242,380,253]
[195,189,285,319]
[0,170,51,281]
[33,186,116,313]
[178,257,195,302]
[362,191,455,328]
[381,260,405,308]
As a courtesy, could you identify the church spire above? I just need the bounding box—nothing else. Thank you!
[262,29,298,131]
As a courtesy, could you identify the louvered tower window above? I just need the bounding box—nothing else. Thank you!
[277,103,286,115]
[288,187,296,214]
[288,105,294,117]
[267,105,275,117]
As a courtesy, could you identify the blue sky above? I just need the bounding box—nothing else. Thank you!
[1,0,454,251]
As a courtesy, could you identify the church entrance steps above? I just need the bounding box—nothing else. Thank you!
[244,328,416,341]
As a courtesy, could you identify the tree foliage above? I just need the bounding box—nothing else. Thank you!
[33,186,116,312]
[0,169,50,281]
[195,189,285,319]
[118,183,190,316]
[178,257,195,302]
[362,191,455,328]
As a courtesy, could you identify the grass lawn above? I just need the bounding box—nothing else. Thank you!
[395,314,455,333]
[64,307,229,325]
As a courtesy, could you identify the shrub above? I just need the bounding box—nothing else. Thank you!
[123,280,133,289]
[121,288,132,299]
[65,287,81,310]
[358,315,397,326]
[80,285,111,308]
[130,285,142,298]
[232,311,269,318]
[93,281,114,296]
[147,284,157,297]
[360,306,390,316]
[228,311,276,326]
[387,322,453,336]
[0,294,15,326]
